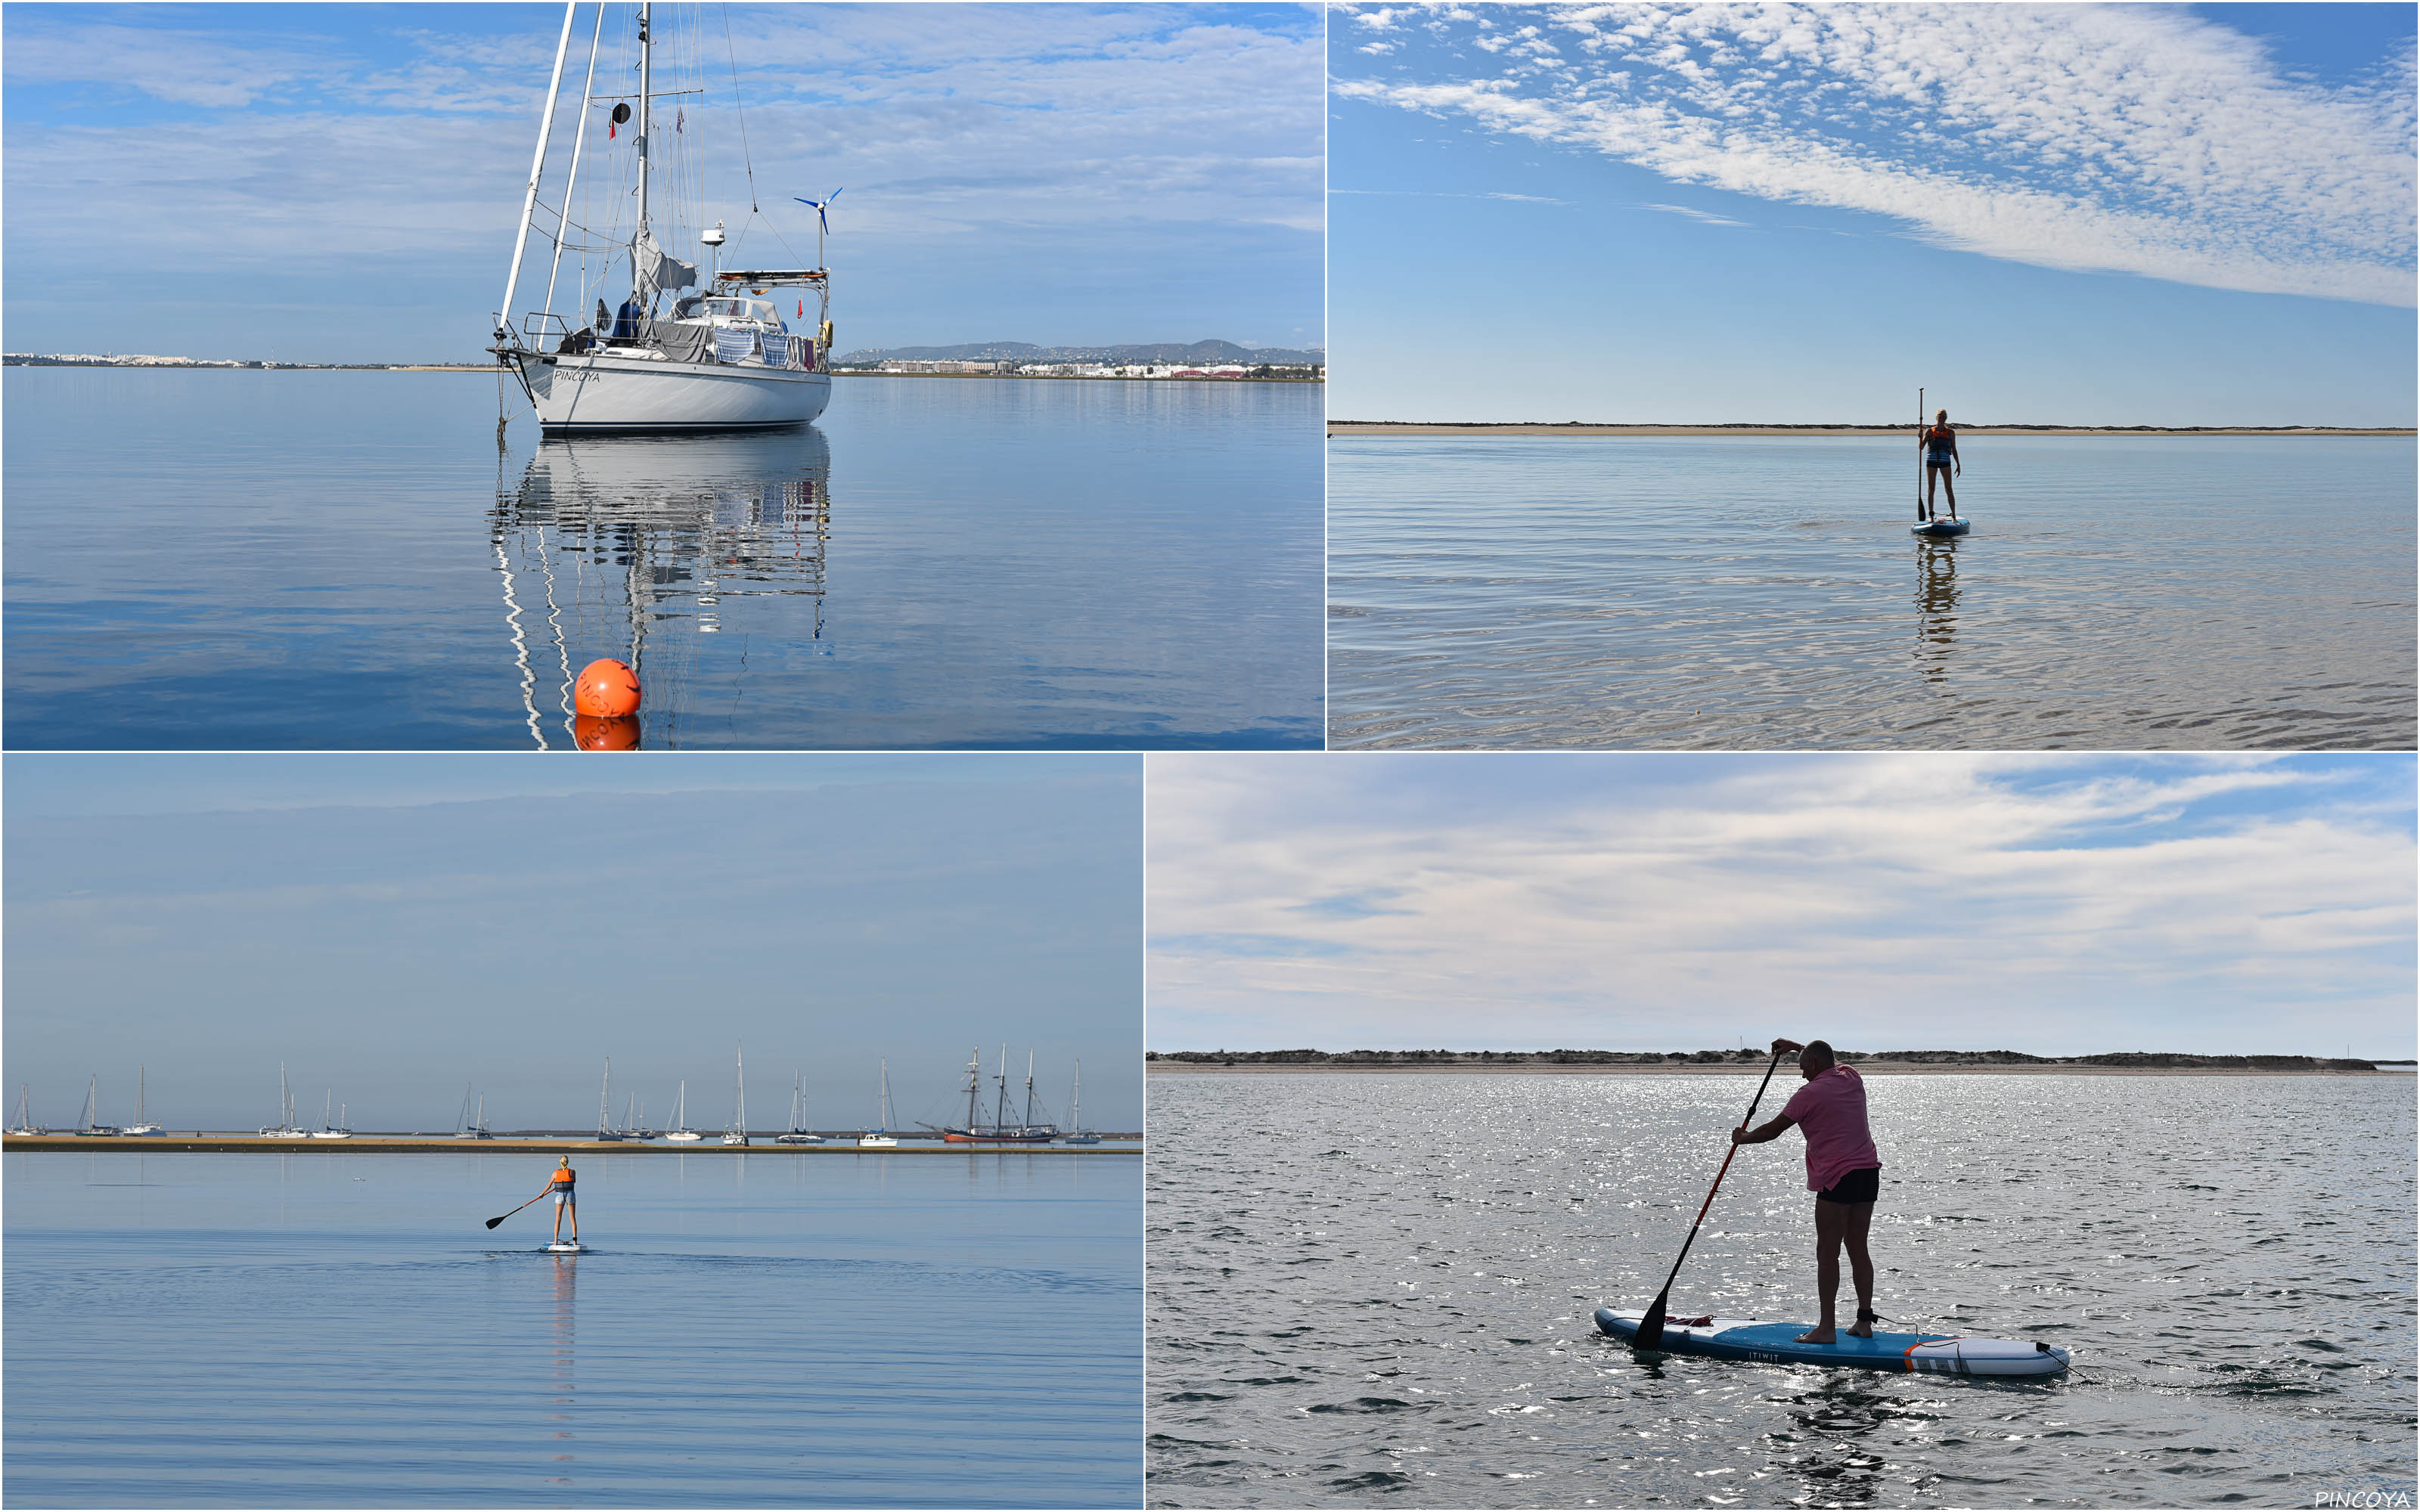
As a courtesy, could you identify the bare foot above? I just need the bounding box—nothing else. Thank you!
[1795,1327,1836,1344]
[1848,1319,1873,1339]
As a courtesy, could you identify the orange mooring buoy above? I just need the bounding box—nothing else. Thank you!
[572,658,642,718]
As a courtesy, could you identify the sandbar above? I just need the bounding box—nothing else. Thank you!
[1329,422,2414,438]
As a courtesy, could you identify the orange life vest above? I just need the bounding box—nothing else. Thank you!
[551,1165,576,1188]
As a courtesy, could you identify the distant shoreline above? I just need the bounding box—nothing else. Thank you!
[1148,1061,2402,1077]
[1329,422,2414,438]
[5,361,1317,384]
[2,1133,1142,1153]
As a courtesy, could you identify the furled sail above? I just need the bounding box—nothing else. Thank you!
[633,227,698,305]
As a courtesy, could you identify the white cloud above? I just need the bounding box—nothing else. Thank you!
[1147,755,2416,1052]
[1333,3,2417,307]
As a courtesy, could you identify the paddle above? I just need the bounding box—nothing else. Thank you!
[484,1188,552,1231]
[1916,386,1925,522]
[1634,1045,1787,1351]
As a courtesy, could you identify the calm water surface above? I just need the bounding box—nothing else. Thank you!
[1328,437,2416,750]
[5,370,1321,748]
[7,1151,1140,1506]
[1146,1074,2416,1508]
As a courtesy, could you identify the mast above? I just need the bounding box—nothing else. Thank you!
[994,1046,1010,1130]
[877,1059,893,1129]
[1072,1061,1081,1133]
[543,2,608,323]
[634,1,653,280]
[138,1067,146,1124]
[963,1048,982,1129]
[500,1,579,343]
[1024,1052,1036,1129]
[735,1043,746,1136]
[82,1075,97,1132]
[599,1057,612,1138]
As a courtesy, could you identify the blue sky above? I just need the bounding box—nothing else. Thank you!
[1,3,1323,363]
[1329,3,2417,424]
[1150,753,2418,1059]
[5,754,1143,1132]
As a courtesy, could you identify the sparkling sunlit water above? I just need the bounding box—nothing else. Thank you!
[4,370,1321,749]
[1328,435,2416,750]
[1146,1072,2417,1507]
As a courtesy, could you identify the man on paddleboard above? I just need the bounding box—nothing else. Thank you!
[1919,410,1960,520]
[548,1156,578,1244]
[1731,1039,1882,1343]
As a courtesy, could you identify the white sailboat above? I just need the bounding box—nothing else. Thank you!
[123,1066,163,1136]
[311,1089,353,1139]
[724,1045,751,1145]
[857,1060,898,1147]
[775,1070,823,1144]
[1059,1061,1100,1145]
[260,1063,309,1139]
[454,1083,495,1140]
[11,1084,42,1136]
[492,2,834,432]
[77,1075,123,1137]
[664,1079,703,1142]
[595,1058,625,1142]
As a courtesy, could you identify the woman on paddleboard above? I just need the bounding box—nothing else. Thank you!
[1919,410,1959,520]
[1732,1039,1882,1343]
[549,1156,578,1244]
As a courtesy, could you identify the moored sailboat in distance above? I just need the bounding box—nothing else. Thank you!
[857,1060,898,1147]
[454,1083,495,1140]
[595,1058,625,1142]
[926,1046,1058,1144]
[77,1074,123,1137]
[261,1063,309,1139]
[664,1080,703,1142]
[123,1066,163,1136]
[490,1,834,432]
[1058,1061,1099,1145]
[776,1070,823,1144]
[11,1085,43,1136]
[724,1045,751,1146]
[311,1090,353,1139]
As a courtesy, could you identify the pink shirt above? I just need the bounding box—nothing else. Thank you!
[1779,1064,1882,1193]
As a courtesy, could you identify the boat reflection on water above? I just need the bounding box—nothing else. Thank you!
[489,427,833,748]
[1913,538,1960,679]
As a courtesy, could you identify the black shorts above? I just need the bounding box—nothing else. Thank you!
[1816,1167,1880,1205]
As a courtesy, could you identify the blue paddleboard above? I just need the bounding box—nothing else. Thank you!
[1912,518,1971,538]
[1596,1307,2066,1378]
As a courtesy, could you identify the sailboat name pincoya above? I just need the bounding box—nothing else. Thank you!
[492,2,836,433]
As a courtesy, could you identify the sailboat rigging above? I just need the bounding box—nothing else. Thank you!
[77,1074,122,1138]
[596,1058,625,1142]
[665,1079,703,1142]
[490,1,835,432]
[312,1089,353,1139]
[1059,1061,1098,1145]
[124,1066,163,1136]
[776,1069,823,1144]
[724,1044,751,1145]
[926,1046,1059,1144]
[455,1083,495,1140]
[857,1060,898,1147]
[261,1063,309,1139]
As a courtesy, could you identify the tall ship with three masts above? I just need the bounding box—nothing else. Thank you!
[490,2,835,432]
[926,1047,1060,1145]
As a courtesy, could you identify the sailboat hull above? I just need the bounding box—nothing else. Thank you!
[526,351,831,432]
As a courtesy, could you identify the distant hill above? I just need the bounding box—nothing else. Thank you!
[833,339,1323,367]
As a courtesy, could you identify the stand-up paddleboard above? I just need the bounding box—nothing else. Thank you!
[1912,517,1970,538]
[544,1241,584,1253]
[1596,1306,2067,1378]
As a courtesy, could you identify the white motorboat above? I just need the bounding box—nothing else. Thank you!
[123,1067,163,1136]
[664,1080,703,1142]
[492,2,834,432]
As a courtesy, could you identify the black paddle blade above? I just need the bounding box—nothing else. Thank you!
[1634,1291,1670,1351]
[485,1216,507,1229]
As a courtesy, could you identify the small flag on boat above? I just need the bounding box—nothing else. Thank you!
[797,300,804,317]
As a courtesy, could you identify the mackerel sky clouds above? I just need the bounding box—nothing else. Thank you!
[1149,754,2418,1059]
[1330,3,2418,423]
[2,4,1323,363]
